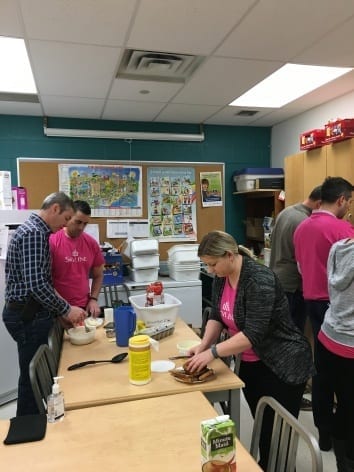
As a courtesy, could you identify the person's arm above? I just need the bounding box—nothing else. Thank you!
[186,328,251,373]
[21,230,70,315]
[86,264,104,317]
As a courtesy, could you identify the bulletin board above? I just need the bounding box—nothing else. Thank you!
[17,158,225,260]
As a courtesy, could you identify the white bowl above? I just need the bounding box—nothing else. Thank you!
[68,326,96,345]
[84,317,103,328]
[177,339,201,355]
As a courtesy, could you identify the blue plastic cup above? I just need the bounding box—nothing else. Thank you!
[114,306,136,347]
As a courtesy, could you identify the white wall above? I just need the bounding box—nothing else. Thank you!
[271,90,354,168]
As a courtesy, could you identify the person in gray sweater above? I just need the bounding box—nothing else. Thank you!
[317,239,354,472]
[186,231,315,470]
[270,185,322,332]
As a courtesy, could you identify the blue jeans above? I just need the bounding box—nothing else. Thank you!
[2,306,54,416]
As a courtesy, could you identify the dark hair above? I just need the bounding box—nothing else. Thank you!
[308,185,322,201]
[201,178,209,185]
[321,177,353,203]
[73,200,91,216]
[41,192,74,212]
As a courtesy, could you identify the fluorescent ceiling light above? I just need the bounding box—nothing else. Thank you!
[229,63,352,108]
[43,123,205,142]
[0,36,37,94]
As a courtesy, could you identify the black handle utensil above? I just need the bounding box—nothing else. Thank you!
[168,355,192,360]
[67,352,128,370]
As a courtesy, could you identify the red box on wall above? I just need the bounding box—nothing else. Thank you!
[299,129,326,150]
[324,119,354,144]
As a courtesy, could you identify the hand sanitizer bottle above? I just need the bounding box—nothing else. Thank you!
[47,376,65,423]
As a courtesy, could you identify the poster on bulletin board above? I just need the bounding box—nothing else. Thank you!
[147,167,197,241]
[200,171,223,207]
[59,164,143,217]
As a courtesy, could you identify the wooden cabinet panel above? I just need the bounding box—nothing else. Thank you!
[285,138,354,223]
[284,153,304,206]
[303,146,327,198]
[326,139,354,178]
[326,139,354,223]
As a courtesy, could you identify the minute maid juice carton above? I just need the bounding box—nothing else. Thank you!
[201,415,236,471]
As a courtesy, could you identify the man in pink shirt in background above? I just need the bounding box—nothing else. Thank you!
[50,200,105,325]
[294,176,354,452]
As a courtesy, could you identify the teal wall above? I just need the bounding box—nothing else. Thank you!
[0,115,271,243]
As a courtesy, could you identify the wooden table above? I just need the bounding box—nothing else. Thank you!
[58,317,245,433]
[0,392,261,472]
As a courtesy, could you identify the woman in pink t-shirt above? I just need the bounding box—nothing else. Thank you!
[186,231,315,470]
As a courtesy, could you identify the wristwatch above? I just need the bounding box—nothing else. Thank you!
[89,296,98,301]
[210,344,219,359]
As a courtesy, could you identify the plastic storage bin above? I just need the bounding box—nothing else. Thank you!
[130,238,159,256]
[131,254,160,269]
[129,293,181,326]
[168,261,201,281]
[167,244,199,263]
[233,168,284,192]
[128,266,159,282]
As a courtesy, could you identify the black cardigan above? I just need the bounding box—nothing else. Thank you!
[209,256,315,385]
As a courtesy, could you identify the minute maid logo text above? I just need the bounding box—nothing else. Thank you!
[211,434,233,451]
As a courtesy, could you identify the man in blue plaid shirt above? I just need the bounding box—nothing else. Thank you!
[2,192,87,416]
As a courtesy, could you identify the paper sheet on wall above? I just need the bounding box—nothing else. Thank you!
[84,224,100,243]
[106,219,149,239]
[0,226,9,260]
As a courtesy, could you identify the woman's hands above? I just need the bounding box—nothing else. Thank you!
[184,347,214,373]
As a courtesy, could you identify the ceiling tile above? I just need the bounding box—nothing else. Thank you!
[28,40,120,97]
[293,16,354,67]
[0,0,23,37]
[156,103,221,123]
[127,0,257,55]
[172,57,283,105]
[103,100,166,121]
[40,96,105,119]
[109,78,182,102]
[0,101,42,116]
[205,105,273,126]
[215,0,354,61]
[19,0,137,46]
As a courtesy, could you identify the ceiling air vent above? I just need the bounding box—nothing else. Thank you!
[117,49,204,84]
[235,110,259,117]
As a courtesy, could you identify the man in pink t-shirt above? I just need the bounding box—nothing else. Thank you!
[294,176,354,452]
[50,200,104,323]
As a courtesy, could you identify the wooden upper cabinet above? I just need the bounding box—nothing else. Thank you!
[303,146,327,198]
[327,139,354,223]
[284,153,304,206]
[284,138,354,223]
[326,139,354,180]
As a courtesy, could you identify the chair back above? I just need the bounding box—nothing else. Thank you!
[250,396,323,472]
[47,318,64,373]
[29,344,56,414]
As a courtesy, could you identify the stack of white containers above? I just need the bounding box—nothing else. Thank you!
[128,238,160,282]
[167,244,200,281]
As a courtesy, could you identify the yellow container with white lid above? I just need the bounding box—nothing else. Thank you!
[129,335,151,385]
